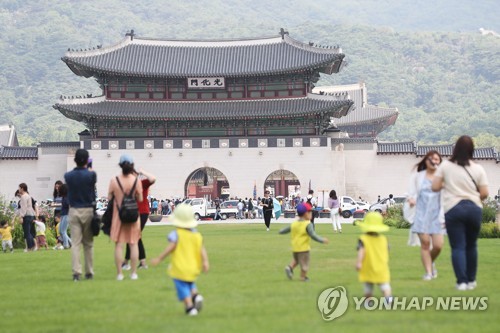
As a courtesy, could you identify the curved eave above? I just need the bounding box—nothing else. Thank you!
[53,97,353,124]
[339,111,399,127]
[62,54,345,79]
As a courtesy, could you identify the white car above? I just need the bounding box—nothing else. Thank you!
[369,196,406,214]
[356,201,370,212]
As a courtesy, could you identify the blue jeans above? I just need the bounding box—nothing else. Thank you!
[60,215,71,248]
[22,216,35,249]
[445,200,482,284]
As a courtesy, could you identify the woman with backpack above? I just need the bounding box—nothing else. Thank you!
[108,154,143,281]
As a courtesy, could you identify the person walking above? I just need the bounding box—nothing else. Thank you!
[123,169,155,271]
[306,190,317,228]
[64,149,97,281]
[237,200,244,220]
[52,180,63,219]
[261,190,274,231]
[247,198,254,219]
[17,183,36,251]
[328,190,342,233]
[432,136,489,291]
[213,201,222,220]
[407,150,444,281]
[108,154,143,281]
[58,184,72,249]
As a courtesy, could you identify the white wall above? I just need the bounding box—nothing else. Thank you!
[1,144,498,205]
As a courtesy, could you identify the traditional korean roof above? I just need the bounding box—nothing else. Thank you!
[53,94,354,122]
[62,31,345,78]
[416,144,454,157]
[313,84,399,136]
[39,141,80,148]
[0,146,38,160]
[473,147,498,160]
[377,141,416,154]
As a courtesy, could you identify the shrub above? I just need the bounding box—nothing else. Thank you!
[384,206,411,229]
[478,222,500,239]
[482,199,497,223]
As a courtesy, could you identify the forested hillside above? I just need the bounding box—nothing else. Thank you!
[0,0,499,147]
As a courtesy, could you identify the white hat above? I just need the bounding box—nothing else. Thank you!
[169,203,198,228]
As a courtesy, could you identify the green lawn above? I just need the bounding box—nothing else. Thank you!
[1,223,499,333]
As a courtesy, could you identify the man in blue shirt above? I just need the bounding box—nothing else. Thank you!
[64,149,97,281]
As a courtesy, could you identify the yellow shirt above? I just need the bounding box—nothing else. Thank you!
[291,220,311,252]
[358,233,390,283]
[168,228,203,282]
[0,226,12,241]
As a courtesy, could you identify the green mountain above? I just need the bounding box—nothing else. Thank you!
[0,0,499,146]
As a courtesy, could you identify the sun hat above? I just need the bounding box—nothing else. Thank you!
[297,202,312,216]
[119,154,134,165]
[169,203,198,228]
[358,212,389,233]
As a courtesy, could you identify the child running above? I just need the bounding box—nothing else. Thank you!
[34,216,49,250]
[151,204,209,316]
[279,203,329,281]
[0,219,14,253]
[356,212,392,305]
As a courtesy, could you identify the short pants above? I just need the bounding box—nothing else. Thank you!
[36,235,47,247]
[2,240,13,251]
[293,251,310,272]
[364,282,391,294]
[173,279,197,301]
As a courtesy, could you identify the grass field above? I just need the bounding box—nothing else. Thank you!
[1,223,499,333]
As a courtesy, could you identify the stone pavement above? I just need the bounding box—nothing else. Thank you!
[146,216,355,227]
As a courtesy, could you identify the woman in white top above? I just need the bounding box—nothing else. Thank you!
[432,136,489,291]
[328,190,341,233]
[407,150,445,281]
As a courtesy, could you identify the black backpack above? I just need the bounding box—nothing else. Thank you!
[116,176,139,224]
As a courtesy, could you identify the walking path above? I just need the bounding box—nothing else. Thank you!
[146,217,355,227]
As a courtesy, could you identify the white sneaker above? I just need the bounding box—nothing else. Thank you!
[122,264,131,271]
[432,263,438,278]
[422,273,433,281]
[456,283,468,291]
[266,228,269,231]
[130,273,138,280]
[194,294,204,312]
[117,273,124,281]
[467,281,477,290]
[187,308,198,316]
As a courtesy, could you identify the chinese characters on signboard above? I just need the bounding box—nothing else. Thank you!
[187,77,225,89]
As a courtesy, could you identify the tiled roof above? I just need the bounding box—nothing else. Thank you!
[473,147,498,159]
[417,145,454,156]
[312,84,399,135]
[331,138,377,144]
[0,146,38,160]
[39,142,80,148]
[62,34,345,78]
[54,94,354,122]
[377,142,416,154]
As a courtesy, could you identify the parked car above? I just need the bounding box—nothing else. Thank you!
[339,196,359,218]
[356,201,370,212]
[369,196,406,214]
[219,200,239,219]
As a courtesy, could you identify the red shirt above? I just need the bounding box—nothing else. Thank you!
[138,179,152,214]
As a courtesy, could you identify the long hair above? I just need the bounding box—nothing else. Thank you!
[59,184,68,198]
[53,180,63,198]
[329,190,337,200]
[120,162,136,176]
[416,150,442,172]
[450,135,474,166]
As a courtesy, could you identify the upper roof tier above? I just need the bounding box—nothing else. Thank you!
[62,31,345,78]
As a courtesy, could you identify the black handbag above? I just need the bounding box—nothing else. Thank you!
[91,211,101,237]
[101,198,114,236]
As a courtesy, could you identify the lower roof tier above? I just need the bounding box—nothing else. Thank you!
[54,94,354,123]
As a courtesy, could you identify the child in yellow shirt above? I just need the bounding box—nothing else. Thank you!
[151,204,209,316]
[279,203,329,281]
[356,212,392,304]
[0,220,14,253]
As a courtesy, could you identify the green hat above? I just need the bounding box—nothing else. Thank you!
[358,212,389,233]
[169,203,198,229]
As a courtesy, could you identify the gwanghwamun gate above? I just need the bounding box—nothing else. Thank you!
[0,30,498,203]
